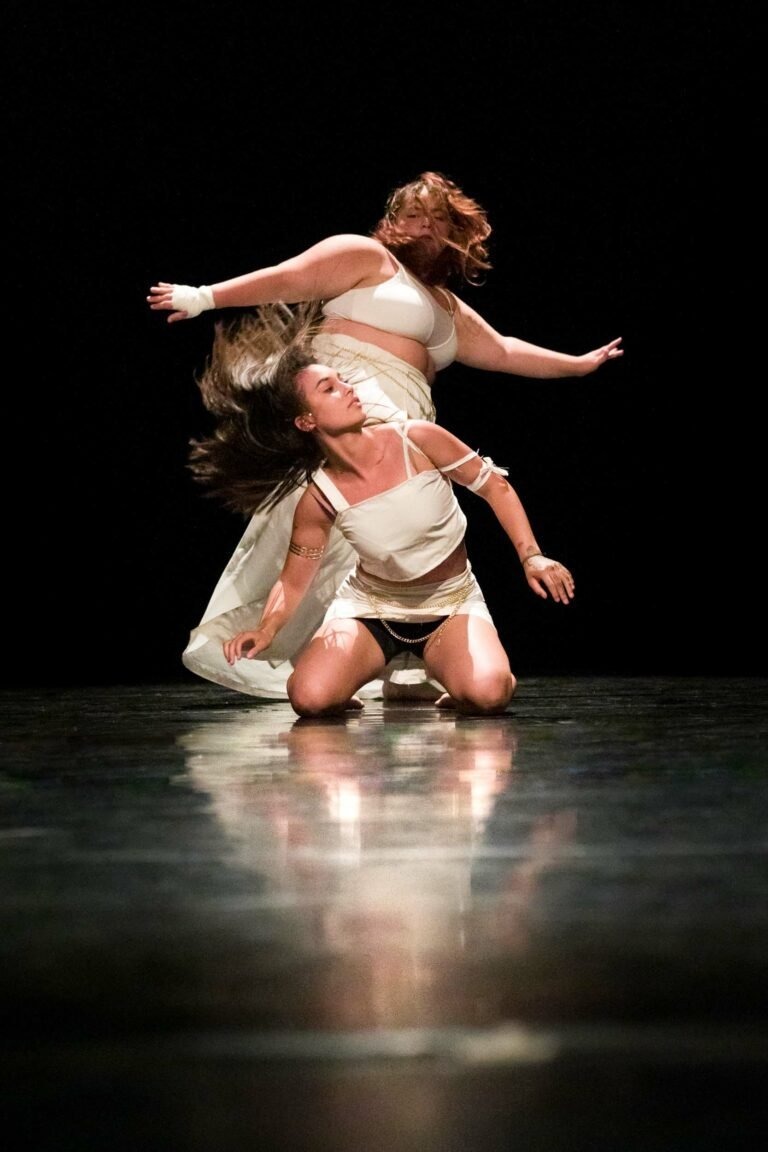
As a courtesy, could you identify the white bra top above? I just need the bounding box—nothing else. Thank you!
[311,423,468,581]
[321,260,458,371]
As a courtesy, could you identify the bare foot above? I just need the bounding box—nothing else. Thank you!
[346,696,364,711]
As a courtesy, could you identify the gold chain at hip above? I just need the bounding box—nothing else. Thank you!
[364,573,473,648]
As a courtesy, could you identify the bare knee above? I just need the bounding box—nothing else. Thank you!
[454,670,516,715]
[287,672,346,718]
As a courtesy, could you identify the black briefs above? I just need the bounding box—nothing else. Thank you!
[358,617,443,665]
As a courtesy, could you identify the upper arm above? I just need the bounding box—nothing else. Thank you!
[453,296,575,378]
[290,486,334,543]
[275,234,395,300]
[277,488,334,592]
[406,421,509,495]
[406,421,478,476]
[452,297,511,371]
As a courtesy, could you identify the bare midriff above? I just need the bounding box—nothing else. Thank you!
[320,317,436,385]
[359,542,468,588]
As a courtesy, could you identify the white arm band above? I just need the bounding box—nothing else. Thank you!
[170,284,215,318]
[466,457,509,493]
[440,450,509,493]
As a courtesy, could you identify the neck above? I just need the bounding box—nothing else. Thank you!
[316,425,381,476]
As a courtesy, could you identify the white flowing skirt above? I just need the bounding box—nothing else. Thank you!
[182,335,440,698]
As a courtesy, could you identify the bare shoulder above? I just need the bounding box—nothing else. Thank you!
[319,233,392,264]
[325,233,387,252]
[406,420,471,463]
[295,484,332,530]
[285,234,394,295]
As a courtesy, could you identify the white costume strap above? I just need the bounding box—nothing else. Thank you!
[398,420,429,477]
[440,450,478,474]
[311,468,349,511]
[465,456,509,493]
[441,449,509,493]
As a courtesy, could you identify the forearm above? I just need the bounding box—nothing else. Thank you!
[498,337,587,379]
[481,478,543,562]
[209,236,381,308]
[151,237,389,322]
[479,476,575,605]
[209,266,312,309]
[255,503,330,644]
[254,575,309,643]
[456,308,620,378]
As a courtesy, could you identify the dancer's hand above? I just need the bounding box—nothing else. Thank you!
[223,629,275,664]
[576,336,623,375]
[522,554,575,603]
[147,282,214,324]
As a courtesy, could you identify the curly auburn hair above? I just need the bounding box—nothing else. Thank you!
[371,171,492,287]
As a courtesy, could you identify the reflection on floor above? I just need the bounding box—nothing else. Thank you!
[2,677,767,1151]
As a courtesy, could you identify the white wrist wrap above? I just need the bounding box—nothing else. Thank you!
[523,554,549,572]
[170,284,215,318]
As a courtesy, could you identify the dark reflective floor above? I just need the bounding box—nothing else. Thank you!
[2,677,767,1151]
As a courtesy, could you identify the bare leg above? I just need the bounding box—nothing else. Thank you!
[424,616,516,716]
[288,620,386,718]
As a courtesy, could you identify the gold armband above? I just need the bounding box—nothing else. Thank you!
[288,539,325,560]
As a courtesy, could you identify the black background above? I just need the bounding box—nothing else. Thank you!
[9,2,760,687]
